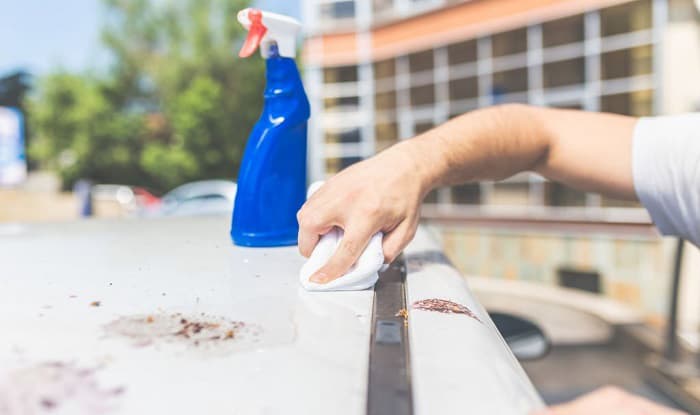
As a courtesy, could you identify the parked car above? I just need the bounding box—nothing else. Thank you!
[92,184,161,215]
[144,180,236,217]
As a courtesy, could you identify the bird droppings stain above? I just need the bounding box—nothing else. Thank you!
[103,313,263,354]
[0,361,124,415]
[411,299,482,323]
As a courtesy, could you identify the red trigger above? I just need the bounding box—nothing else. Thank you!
[239,9,267,58]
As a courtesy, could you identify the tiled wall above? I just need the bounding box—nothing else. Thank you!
[435,225,675,320]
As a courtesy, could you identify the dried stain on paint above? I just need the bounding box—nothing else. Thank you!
[0,361,124,415]
[103,313,263,353]
[411,298,482,323]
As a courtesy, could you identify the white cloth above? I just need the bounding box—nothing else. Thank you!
[299,181,385,291]
[299,228,384,291]
[633,113,700,246]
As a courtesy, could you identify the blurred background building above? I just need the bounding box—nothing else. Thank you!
[301,0,700,334]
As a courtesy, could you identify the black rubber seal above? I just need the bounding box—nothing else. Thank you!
[366,257,413,415]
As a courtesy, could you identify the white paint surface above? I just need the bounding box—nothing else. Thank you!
[405,228,544,415]
[0,216,542,414]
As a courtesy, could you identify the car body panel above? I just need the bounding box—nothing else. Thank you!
[405,228,544,414]
[0,217,543,414]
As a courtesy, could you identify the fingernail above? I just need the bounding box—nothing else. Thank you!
[310,272,328,284]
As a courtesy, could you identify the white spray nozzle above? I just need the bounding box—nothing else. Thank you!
[237,8,301,59]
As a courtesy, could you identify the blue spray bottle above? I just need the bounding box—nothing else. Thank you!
[231,8,310,247]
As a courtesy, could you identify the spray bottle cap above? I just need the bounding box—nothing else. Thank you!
[237,8,301,59]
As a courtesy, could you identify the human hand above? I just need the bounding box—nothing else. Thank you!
[297,141,440,284]
[533,387,688,415]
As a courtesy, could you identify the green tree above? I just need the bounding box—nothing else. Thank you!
[30,0,264,192]
[29,73,146,186]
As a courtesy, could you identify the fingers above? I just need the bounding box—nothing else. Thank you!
[297,205,333,258]
[381,218,418,264]
[298,228,320,258]
[309,223,375,284]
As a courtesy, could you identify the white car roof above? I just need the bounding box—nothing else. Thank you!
[0,217,542,414]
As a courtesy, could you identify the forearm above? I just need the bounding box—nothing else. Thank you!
[300,105,641,283]
[401,104,639,200]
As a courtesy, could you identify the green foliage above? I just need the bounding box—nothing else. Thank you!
[29,73,147,186]
[29,0,264,192]
[142,75,236,190]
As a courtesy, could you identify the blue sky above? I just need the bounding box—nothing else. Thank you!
[0,0,300,78]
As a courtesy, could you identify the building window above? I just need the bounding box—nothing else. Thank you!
[323,65,359,83]
[492,28,528,57]
[323,96,360,111]
[490,182,530,206]
[452,184,481,204]
[326,156,362,175]
[408,50,434,73]
[372,0,393,14]
[543,58,585,88]
[542,15,584,48]
[373,59,396,80]
[375,90,397,111]
[551,103,584,111]
[375,122,398,151]
[449,77,478,101]
[320,0,356,20]
[601,197,640,208]
[414,121,434,135]
[448,39,477,66]
[601,90,653,116]
[424,189,439,204]
[410,84,435,107]
[492,68,528,95]
[546,182,586,207]
[450,101,478,117]
[600,0,652,37]
[601,45,653,80]
[324,128,362,144]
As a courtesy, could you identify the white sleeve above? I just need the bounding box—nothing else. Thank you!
[633,114,700,246]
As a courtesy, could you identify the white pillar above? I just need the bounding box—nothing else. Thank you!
[356,0,375,157]
[396,55,413,139]
[305,65,325,182]
[477,36,493,108]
